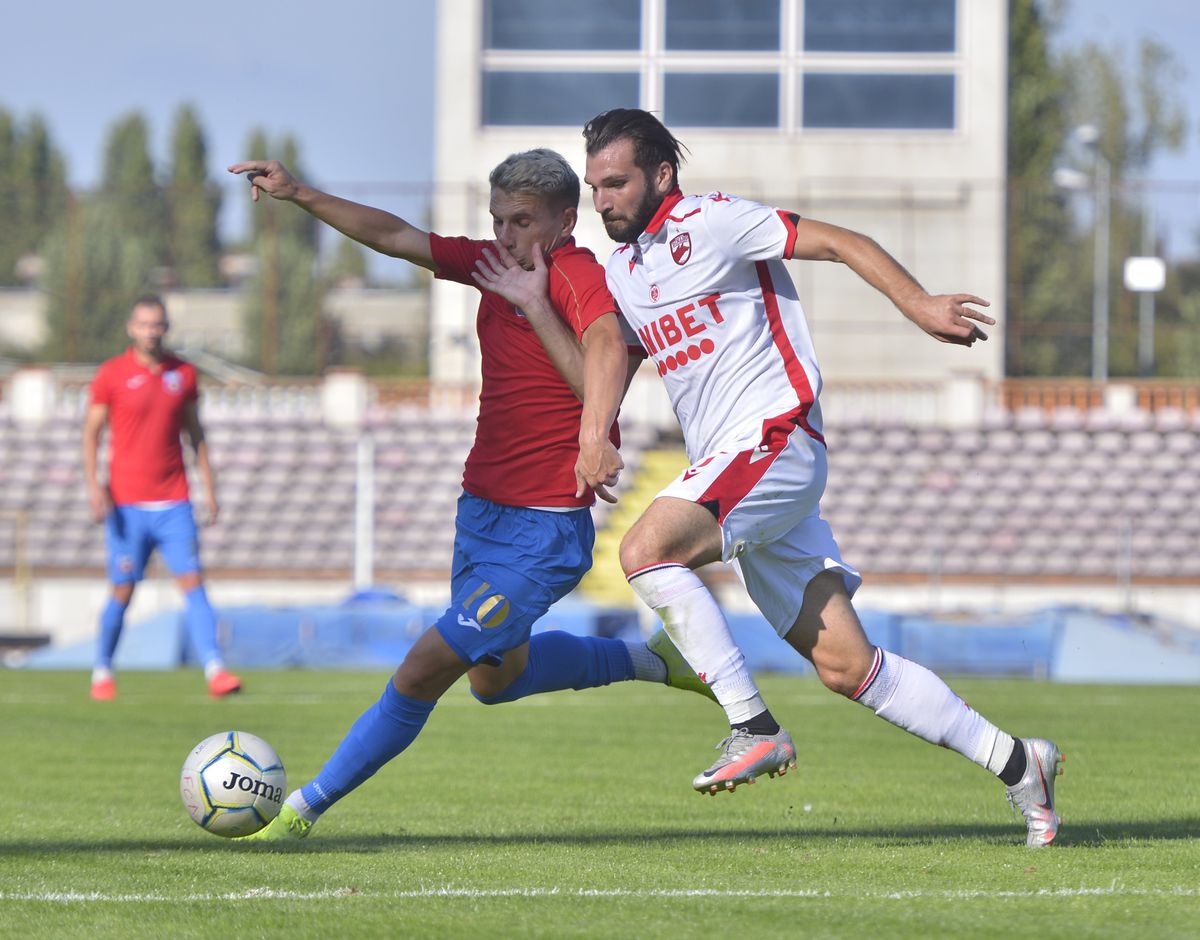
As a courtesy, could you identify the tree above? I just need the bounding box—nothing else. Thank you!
[0,109,18,284]
[244,133,318,249]
[0,110,67,285]
[328,236,368,287]
[1005,2,1188,377]
[1059,38,1187,377]
[1005,0,1089,376]
[41,198,160,361]
[98,112,167,255]
[42,112,164,361]
[167,104,221,287]
[240,128,326,374]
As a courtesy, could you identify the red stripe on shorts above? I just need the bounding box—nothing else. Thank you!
[696,447,785,525]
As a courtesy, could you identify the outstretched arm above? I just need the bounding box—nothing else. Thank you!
[789,216,995,346]
[226,159,435,270]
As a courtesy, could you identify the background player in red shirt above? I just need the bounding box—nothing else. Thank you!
[82,295,242,700]
[225,148,713,841]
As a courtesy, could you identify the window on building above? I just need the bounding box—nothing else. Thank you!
[802,73,955,129]
[481,71,641,125]
[479,0,959,131]
[664,0,779,51]
[803,0,955,53]
[484,0,641,50]
[664,73,779,127]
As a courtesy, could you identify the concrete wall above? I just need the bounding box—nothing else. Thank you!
[0,287,428,361]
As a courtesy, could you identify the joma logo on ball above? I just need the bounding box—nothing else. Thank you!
[220,771,282,803]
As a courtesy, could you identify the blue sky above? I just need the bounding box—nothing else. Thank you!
[0,1,437,251]
[0,1,1196,249]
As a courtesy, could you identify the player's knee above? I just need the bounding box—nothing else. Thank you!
[813,657,867,698]
[112,583,135,606]
[618,527,660,576]
[390,661,448,701]
[468,662,528,704]
[469,681,514,705]
[175,572,203,593]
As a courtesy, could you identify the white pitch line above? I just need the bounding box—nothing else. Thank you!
[2,885,1196,903]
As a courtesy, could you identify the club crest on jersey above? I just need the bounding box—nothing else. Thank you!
[670,232,692,265]
[649,284,660,302]
[163,370,182,394]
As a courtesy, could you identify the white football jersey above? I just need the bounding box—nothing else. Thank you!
[605,190,824,461]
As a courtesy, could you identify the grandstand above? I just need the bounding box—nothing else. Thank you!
[2,366,1199,654]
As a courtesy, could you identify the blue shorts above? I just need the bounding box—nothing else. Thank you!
[106,502,202,584]
[434,493,594,667]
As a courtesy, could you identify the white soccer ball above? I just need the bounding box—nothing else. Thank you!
[180,731,286,838]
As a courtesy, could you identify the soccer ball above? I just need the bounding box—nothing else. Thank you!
[180,731,286,837]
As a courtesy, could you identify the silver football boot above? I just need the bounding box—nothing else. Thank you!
[692,727,797,795]
[1005,737,1064,847]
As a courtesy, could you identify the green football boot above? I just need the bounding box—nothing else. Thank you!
[238,804,313,844]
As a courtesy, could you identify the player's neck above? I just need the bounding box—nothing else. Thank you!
[131,346,167,370]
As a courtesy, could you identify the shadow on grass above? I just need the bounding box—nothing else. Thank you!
[2,819,1197,856]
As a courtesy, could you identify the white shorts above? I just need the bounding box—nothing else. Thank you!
[658,429,861,638]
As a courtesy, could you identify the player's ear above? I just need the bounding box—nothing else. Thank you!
[654,161,674,195]
[560,205,578,237]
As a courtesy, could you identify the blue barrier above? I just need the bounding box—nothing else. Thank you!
[14,598,1200,683]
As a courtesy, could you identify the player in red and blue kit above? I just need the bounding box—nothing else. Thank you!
[82,295,242,700]
[226,149,713,841]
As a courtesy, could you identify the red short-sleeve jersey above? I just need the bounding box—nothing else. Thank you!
[90,349,198,505]
[430,234,620,507]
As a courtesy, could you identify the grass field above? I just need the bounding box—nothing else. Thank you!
[1,670,1197,939]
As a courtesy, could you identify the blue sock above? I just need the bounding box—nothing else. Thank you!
[472,631,634,705]
[301,681,436,815]
[95,597,128,670]
[183,585,221,667]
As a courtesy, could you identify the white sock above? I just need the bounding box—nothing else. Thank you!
[625,642,667,682]
[91,666,113,683]
[285,789,320,822]
[627,563,766,724]
[204,660,225,681]
[853,648,1015,776]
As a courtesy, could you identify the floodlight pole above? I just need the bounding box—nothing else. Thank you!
[1090,148,1111,383]
[354,432,375,590]
[1137,205,1156,377]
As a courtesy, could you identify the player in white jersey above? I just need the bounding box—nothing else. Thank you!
[572,108,1061,847]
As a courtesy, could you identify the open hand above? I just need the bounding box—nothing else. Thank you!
[226,159,300,203]
[87,483,111,524]
[906,294,994,346]
[471,240,549,312]
[203,492,220,526]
